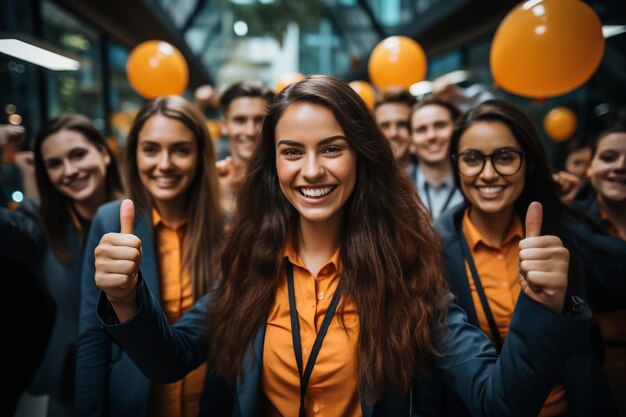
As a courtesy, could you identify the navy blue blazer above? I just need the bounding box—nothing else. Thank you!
[97,263,589,417]
[75,200,162,417]
[431,203,626,416]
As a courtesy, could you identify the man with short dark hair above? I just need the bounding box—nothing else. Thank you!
[373,88,416,173]
[216,81,275,215]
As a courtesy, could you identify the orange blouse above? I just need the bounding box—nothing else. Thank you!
[261,240,361,417]
[147,208,206,417]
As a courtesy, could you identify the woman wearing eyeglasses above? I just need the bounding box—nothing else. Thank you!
[431,100,626,417]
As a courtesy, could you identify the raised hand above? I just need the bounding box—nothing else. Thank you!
[518,202,569,313]
[94,199,142,321]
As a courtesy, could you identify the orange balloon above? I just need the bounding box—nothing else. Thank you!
[544,107,577,142]
[368,36,427,90]
[349,80,376,109]
[126,41,188,99]
[275,72,305,93]
[491,0,604,98]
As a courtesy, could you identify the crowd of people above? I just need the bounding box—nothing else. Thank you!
[1,74,625,417]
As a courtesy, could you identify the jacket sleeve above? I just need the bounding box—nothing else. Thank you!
[0,200,46,262]
[433,292,589,417]
[98,276,211,384]
[573,225,626,305]
[75,209,113,417]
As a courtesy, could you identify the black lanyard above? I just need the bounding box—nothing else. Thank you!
[457,228,504,352]
[423,181,456,218]
[286,260,343,417]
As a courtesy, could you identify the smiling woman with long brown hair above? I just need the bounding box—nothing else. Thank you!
[87,76,589,417]
[76,96,223,417]
[0,114,123,416]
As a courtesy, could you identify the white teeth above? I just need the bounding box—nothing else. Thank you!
[155,176,178,185]
[67,177,88,188]
[608,177,626,185]
[300,186,334,198]
[478,186,504,195]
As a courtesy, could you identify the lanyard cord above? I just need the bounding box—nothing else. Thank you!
[456,229,504,352]
[286,260,343,417]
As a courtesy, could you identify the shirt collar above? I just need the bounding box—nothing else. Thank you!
[151,207,188,230]
[462,207,524,250]
[417,165,454,190]
[282,238,341,273]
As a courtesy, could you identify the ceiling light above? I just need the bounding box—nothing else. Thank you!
[0,37,80,71]
[410,81,432,96]
[234,21,249,37]
[602,25,626,39]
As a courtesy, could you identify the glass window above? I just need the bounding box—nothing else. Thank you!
[41,0,105,127]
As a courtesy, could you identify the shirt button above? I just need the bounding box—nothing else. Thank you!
[313,405,320,414]
[317,292,324,300]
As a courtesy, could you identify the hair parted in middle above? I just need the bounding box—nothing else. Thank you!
[449,99,601,285]
[124,95,223,298]
[210,75,448,399]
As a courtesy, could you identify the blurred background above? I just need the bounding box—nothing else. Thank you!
[1,0,625,205]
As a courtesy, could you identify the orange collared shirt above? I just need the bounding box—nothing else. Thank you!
[462,209,568,417]
[148,208,206,417]
[261,241,360,417]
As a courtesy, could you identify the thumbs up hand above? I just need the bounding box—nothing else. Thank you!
[94,199,142,321]
[518,202,569,313]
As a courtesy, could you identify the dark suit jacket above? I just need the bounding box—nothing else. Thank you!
[0,204,55,416]
[0,200,80,409]
[97,259,590,417]
[429,203,626,416]
[75,200,162,417]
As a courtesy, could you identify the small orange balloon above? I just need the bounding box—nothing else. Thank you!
[491,0,604,98]
[368,36,427,90]
[544,107,577,142]
[275,72,305,93]
[126,41,188,99]
[349,80,376,109]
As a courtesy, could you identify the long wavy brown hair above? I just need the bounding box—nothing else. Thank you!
[124,96,223,299]
[210,76,448,399]
[33,114,123,264]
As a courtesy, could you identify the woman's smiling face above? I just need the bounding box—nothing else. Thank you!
[457,120,526,216]
[275,102,357,228]
[588,132,626,203]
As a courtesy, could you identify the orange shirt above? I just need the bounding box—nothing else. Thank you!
[262,241,360,417]
[462,209,568,417]
[147,208,207,417]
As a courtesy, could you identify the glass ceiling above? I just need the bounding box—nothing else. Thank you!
[152,0,431,90]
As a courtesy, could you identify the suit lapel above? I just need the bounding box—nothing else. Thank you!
[135,213,161,301]
[236,325,266,417]
[443,208,480,327]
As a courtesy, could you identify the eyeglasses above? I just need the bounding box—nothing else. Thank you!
[453,148,526,178]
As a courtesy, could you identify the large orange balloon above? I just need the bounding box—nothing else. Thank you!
[275,72,305,93]
[126,41,188,99]
[368,36,427,90]
[544,107,577,142]
[349,80,376,109]
[491,0,604,98]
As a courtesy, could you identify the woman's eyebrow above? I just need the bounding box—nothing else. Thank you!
[276,135,347,148]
